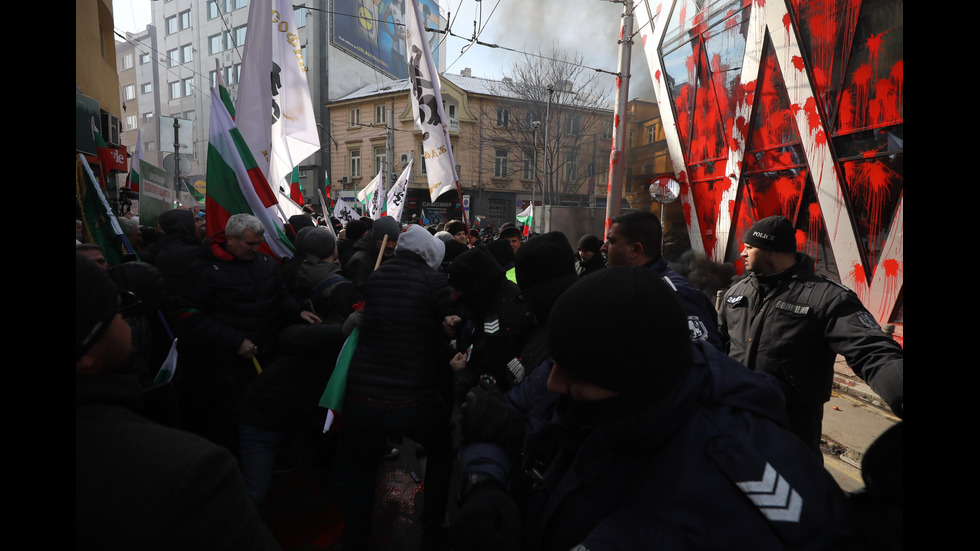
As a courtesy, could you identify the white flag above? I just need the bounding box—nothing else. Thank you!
[387,160,413,222]
[357,171,381,205]
[333,197,358,226]
[236,0,319,221]
[406,0,457,202]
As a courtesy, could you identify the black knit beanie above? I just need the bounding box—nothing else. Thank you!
[515,231,579,319]
[577,234,603,254]
[548,266,692,396]
[76,253,119,361]
[446,220,467,237]
[744,215,796,252]
[448,247,504,296]
[487,238,515,267]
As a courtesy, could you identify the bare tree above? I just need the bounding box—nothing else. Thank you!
[487,46,613,207]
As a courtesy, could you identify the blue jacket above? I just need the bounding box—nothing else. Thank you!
[460,344,856,550]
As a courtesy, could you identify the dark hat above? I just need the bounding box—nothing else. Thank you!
[448,247,504,295]
[470,229,481,238]
[446,220,467,236]
[487,238,515,267]
[372,216,401,240]
[499,225,522,239]
[515,232,579,318]
[76,253,120,361]
[744,215,796,252]
[288,214,315,233]
[107,261,167,314]
[303,227,337,259]
[577,234,603,254]
[548,266,692,396]
[344,219,368,241]
[158,208,196,237]
[443,239,469,264]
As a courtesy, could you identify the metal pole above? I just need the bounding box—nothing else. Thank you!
[604,0,634,240]
[545,84,554,207]
[173,118,181,206]
[532,121,540,235]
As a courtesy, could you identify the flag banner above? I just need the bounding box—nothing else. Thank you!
[371,163,387,220]
[319,327,359,434]
[206,85,296,260]
[153,338,179,385]
[290,166,304,205]
[517,204,533,236]
[236,0,318,221]
[406,0,458,202]
[357,171,381,206]
[126,129,143,192]
[333,197,358,226]
[316,187,337,239]
[180,178,206,204]
[77,155,124,266]
[216,59,236,119]
[387,159,413,222]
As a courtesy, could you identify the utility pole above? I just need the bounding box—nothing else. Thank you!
[604,0,634,239]
[545,83,554,207]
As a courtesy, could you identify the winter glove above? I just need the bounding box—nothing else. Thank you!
[452,477,522,551]
[460,380,524,450]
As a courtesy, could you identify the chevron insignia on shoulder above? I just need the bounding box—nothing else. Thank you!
[484,316,500,334]
[735,463,803,522]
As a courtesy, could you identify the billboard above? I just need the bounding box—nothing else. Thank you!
[332,0,441,79]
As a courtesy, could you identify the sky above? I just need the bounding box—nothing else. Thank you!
[111,0,656,100]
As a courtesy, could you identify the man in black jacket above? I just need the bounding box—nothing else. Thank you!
[341,224,456,551]
[343,215,401,291]
[719,215,904,456]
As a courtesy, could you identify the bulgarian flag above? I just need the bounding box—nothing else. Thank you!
[319,327,359,434]
[290,166,304,205]
[216,60,236,119]
[517,204,533,236]
[206,85,295,260]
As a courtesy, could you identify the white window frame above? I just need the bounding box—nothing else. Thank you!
[123,84,136,101]
[349,108,361,127]
[494,148,509,178]
[350,149,361,178]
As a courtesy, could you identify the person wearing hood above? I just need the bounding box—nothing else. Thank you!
[575,234,606,277]
[340,224,456,551]
[446,247,533,403]
[150,209,202,295]
[452,267,858,551]
[176,214,319,457]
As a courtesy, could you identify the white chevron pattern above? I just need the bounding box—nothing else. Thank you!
[736,463,803,522]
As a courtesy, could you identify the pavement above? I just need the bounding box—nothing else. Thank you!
[260,357,901,550]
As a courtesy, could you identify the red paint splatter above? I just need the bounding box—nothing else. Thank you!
[783,12,792,32]
[616,76,622,89]
[883,258,900,277]
[866,32,887,68]
[655,69,661,82]
[850,262,866,286]
[791,55,806,71]
[642,34,647,48]
[814,130,827,146]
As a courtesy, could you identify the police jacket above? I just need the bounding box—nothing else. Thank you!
[346,250,454,402]
[647,256,724,350]
[458,344,857,551]
[719,253,903,411]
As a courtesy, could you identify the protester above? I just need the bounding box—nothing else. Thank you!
[575,233,606,277]
[76,253,281,551]
[719,215,904,456]
[343,215,400,291]
[452,267,858,550]
[340,224,455,551]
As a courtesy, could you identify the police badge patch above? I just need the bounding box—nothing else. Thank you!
[688,316,709,342]
[856,310,881,330]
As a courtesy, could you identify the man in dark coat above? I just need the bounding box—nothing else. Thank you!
[342,215,400,291]
[452,267,858,551]
[574,233,606,277]
[719,215,904,456]
[75,253,280,551]
[340,224,455,551]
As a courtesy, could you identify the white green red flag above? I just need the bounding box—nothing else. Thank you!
[290,166,304,205]
[517,204,533,236]
[236,0,318,219]
[206,85,295,260]
[406,0,458,202]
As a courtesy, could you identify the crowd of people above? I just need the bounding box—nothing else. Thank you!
[76,207,903,550]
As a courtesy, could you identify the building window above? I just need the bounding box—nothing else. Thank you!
[123,84,136,101]
[294,6,307,27]
[125,115,138,131]
[349,108,361,127]
[182,44,193,63]
[183,78,195,97]
[629,129,634,147]
[143,112,154,123]
[375,104,387,125]
[448,104,456,119]
[494,148,509,178]
[180,10,191,29]
[167,48,179,67]
[234,25,246,48]
[209,34,223,55]
[523,150,534,180]
[419,143,427,174]
[566,115,581,136]
[375,147,386,174]
[209,70,218,88]
[602,120,613,139]
[145,141,155,152]
[139,52,150,64]
[141,83,152,94]
[496,108,509,128]
[121,53,133,70]
[166,16,178,34]
[234,0,248,9]
[170,81,181,100]
[208,0,220,19]
[350,149,361,178]
[564,152,577,181]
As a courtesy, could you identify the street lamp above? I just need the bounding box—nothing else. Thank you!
[531,120,541,235]
[545,83,554,206]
